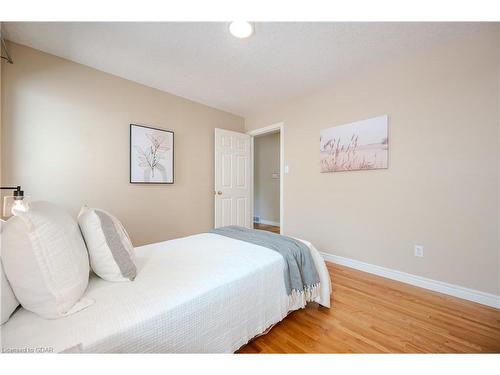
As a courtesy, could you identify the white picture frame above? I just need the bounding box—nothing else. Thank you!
[130,124,174,184]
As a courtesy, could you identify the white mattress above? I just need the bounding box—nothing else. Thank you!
[0,233,331,353]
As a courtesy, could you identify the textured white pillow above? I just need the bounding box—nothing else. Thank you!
[78,206,137,282]
[1,258,19,325]
[1,201,93,319]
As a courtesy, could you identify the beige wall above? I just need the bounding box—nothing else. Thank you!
[498,25,500,295]
[1,42,244,246]
[246,28,500,295]
[0,25,3,189]
[254,132,280,224]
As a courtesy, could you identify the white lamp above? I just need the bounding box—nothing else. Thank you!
[1,186,28,217]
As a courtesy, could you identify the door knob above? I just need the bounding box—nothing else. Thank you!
[217,191,222,195]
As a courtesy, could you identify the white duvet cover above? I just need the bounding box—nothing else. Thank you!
[0,233,331,353]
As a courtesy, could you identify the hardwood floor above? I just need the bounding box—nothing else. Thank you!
[238,262,500,353]
[254,223,280,233]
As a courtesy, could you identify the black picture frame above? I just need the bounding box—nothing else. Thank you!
[129,124,174,184]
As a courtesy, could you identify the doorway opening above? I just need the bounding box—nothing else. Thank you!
[249,123,284,235]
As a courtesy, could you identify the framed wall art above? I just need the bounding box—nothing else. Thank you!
[320,115,388,173]
[130,124,174,184]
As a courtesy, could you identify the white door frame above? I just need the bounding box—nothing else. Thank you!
[248,122,285,234]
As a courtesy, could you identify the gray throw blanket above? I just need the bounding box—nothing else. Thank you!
[211,226,320,307]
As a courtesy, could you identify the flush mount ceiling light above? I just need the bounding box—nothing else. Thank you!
[229,21,254,39]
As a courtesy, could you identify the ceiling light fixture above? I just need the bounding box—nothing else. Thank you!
[229,21,254,39]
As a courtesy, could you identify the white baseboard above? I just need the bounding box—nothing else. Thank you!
[321,252,500,309]
[255,219,280,226]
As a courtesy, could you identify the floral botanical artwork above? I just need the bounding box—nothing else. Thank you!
[320,115,388,173]
[130,124,174,183]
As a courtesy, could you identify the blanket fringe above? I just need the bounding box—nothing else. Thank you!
[288,283,321,310]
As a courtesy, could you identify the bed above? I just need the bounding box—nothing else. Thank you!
[0,232,331,353]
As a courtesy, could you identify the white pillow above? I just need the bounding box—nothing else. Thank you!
[1,201,93,319]
[1,258,19,325]
[78,206,137,282]
[1,219,19,325]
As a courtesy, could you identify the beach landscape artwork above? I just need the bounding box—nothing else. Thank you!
[320,115,388,173]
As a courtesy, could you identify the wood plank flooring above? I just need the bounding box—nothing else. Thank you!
[253,223,280,233]
[238,262,500,353]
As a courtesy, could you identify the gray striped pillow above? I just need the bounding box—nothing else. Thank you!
[78,207,137,282]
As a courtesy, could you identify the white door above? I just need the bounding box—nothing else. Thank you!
[214,128,251,228]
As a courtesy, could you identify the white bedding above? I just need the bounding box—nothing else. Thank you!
[0,233,331,353]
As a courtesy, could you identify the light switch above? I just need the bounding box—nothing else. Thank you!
[414,245,424,258]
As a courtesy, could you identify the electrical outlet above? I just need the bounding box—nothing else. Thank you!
[414,245,424,258]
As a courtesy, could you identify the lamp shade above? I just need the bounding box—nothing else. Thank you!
[3,196,30,217]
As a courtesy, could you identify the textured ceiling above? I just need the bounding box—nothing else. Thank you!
[2,22,492,117]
